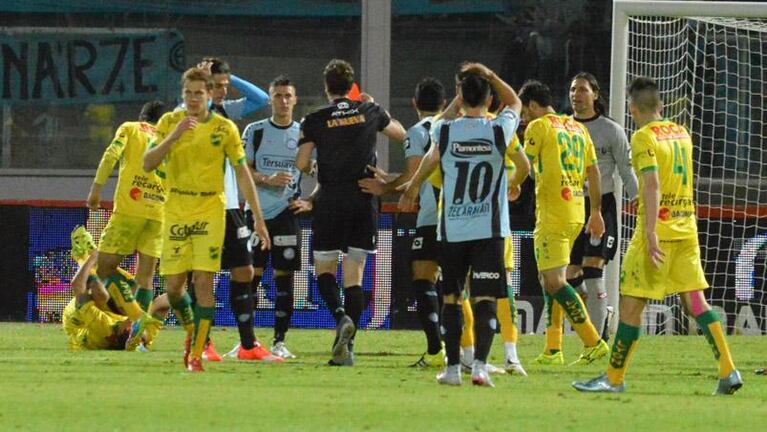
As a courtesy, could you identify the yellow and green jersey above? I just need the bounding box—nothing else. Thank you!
[154,110,246,218]
[524,113,597,226]
[62,299,126,350]
[631,119,697,240]
[94,121,164,221]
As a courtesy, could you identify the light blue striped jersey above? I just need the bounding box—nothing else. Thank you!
[404,116,440,228]
[434,108,520,242]
[242,119,301,220]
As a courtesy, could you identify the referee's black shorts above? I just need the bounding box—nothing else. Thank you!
[312,185,377,254]
[569,193,619,265]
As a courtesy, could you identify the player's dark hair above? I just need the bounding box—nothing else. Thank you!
[138,101,167,124]
[571,72,607,115]
[456,72,491,108]
[324,59,355,96]
[414,77,446,113]
[182,67,214,90]
[628,76,661,114]
[202,57,231,75]
[519,80,553,108]
[270,75,294,90]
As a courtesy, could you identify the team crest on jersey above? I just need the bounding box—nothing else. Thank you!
[209,246,220,260]
[211,133,222,146]
[450,139,493,158]
[337,102,350,110]
[286,138,298,149]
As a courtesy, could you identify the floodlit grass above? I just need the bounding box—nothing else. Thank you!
[1,323,765,431]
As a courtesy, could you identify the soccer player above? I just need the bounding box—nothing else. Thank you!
[359,77,448,368]
[240,75,311,359]
[86,101,167,349]
[573,77,742,395]
[193,58,273,362]
[566,72,638,343]
[143,67,271,372]
[296,59,406,366]
[66,227,170,350]
[519,80,609,366]
[400,63,528,387]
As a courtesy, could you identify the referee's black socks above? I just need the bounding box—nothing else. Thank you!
[318,273,345,324]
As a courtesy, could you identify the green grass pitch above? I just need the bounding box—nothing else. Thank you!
[1,323,766,431]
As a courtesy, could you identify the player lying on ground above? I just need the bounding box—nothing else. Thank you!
[65,229,168,351]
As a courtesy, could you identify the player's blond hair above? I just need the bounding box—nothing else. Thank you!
[182,67,214,90]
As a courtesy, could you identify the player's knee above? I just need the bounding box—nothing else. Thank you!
[230,265,254,283]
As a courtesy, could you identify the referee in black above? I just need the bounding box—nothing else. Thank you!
[296,59,406,366]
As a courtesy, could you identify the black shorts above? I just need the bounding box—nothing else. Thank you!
[246,208,301,271]
[411,225,440,262]
[569,193,619,265]
[221,208,253,270]
[439,238,505,298]
[312,186,377,253]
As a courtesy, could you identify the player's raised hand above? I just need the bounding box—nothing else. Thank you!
[585,211,605,241]
[359,92,374,103]
[289,198,313,214]
[646,232,665,268]
[196,60,213,75]
[266,171,293,187]
[170,116,198,141]
[397,181,419,212]
[460,62,494,80]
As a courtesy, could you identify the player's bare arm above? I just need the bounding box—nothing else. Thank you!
[143,117,198,171]
[507,149,530,201]
[295,135,315,174]
[398,141,440,211]
[87,183,103,210]
[585,163,605,239]
[641,169,665,267]
[234,163,271,251]
[382,117,407,142]
[249,160,293,188]
[460,62,522,114]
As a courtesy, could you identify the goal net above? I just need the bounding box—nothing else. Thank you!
[610,1,767,335]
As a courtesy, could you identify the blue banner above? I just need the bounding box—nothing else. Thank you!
[1,28,184,105]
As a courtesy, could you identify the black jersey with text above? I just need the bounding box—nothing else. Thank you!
[299,98,391,186]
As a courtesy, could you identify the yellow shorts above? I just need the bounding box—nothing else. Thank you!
[160,209,225,275]
[504,236,514,270]
[620,235,708,301]
[62,299,126,350]
[98,212,163,258]
[533,223,582,271]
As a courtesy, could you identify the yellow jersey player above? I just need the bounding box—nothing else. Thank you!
[519,80,609,366]
[143,67,271,372]
[87,101,168,350]
[65,227,171,351]
[573,77,742,395]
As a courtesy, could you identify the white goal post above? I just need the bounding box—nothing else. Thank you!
[608,0,767,334]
